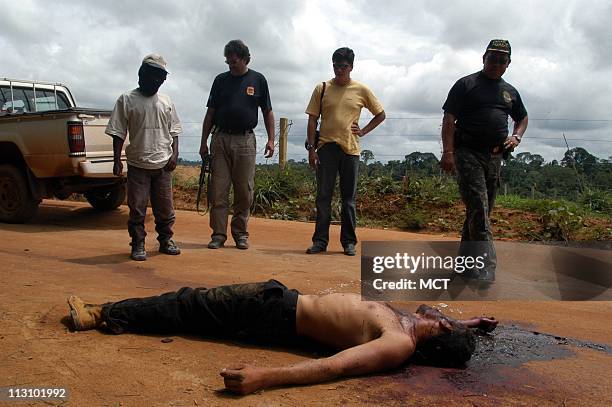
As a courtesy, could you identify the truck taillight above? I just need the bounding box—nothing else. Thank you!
[67,121,85,156]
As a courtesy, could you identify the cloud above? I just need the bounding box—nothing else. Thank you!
[2,0,610,162]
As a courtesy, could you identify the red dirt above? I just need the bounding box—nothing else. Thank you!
[0,200,610,406]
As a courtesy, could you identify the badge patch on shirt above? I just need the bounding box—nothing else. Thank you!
[502,90,512,104]
[246,86,255,96]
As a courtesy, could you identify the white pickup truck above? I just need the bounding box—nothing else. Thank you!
[0,78,126,223]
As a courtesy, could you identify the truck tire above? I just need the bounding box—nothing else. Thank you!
[0,164,40,223]
[85,184,126,211]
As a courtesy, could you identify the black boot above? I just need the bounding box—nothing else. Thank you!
[130,240,146,261]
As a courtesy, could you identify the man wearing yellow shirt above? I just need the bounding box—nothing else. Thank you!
[305,47,386,256]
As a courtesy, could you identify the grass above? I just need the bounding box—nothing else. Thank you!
[170,165,611,242]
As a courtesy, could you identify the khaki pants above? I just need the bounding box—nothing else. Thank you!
[209,130,256,242]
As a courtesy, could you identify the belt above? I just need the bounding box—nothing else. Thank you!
[218,128,253,135]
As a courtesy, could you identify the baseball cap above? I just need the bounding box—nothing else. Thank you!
[486,39,511,56]
[142,53,169,73]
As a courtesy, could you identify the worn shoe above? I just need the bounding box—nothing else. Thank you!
[235,237,249,250]
[306,244,327,254]
[477,268,496,282]
[130,241,146,261]
[343,243,356,256]
[207,239,225,249]
[159,239,181,255]
[67,295,103,331]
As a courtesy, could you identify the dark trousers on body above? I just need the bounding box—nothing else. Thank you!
[100,280,300,344]
[312,143,359,248]
[127,165,175,243]
[455,147,502,273]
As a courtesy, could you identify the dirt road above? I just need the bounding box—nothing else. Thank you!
[0,201,610,406]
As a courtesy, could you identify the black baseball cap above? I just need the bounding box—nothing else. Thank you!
[486,39,511,56]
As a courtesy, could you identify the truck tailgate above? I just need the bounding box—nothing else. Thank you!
[79,112,127,177]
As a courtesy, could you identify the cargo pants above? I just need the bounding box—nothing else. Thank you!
[208,130,257,242]
[455,146,502,277]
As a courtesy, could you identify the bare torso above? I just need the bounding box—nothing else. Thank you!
[296,293,413,349]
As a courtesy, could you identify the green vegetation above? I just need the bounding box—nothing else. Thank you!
[174,147,611,242]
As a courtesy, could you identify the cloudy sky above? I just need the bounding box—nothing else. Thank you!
[2,0,611,163]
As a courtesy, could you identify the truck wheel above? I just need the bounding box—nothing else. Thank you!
[0,164,40,223]
[85,184,126,211]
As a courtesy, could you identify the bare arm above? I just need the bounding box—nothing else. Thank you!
[440,112,456,173]
[351,111,386,137]
[112,136,125,176]
[164,136,179,171]
[199,107,215,159]
[459,316,498,332]
[503,115,529,150]
[220,333,414,395]
[263,108,275,158]
[306,114,318,169]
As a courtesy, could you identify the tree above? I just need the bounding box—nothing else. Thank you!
[515,152,545,169]
[360,149,374,166]
[561,147,598,175]
[404,152,439,176]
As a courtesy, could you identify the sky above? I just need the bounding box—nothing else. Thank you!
[2,0,612,164]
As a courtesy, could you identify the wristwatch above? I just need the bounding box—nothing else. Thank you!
[305,143,315,151]
[512,134,522,142]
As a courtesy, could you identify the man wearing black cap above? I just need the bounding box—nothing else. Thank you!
[440,39,528,281]
[106,53,182,261]
[199,40,275,251]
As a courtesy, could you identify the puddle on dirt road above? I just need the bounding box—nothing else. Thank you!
[361,324,611,404]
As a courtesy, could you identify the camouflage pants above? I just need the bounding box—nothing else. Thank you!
[455,147,502,275]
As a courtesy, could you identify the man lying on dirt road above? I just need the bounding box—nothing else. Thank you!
[67,279,497,395]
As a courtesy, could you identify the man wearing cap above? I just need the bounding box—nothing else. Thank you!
[441,39,528,281]
[304,47,385,257]
[106,54,182,261]
[199,40,275,250]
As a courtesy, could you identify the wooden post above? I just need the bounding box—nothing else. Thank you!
[279,117,288,170]
[504,183,507,196]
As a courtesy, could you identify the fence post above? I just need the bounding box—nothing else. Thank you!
[279,117,288,170]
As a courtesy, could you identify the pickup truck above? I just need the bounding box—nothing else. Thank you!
[0,78,126,223]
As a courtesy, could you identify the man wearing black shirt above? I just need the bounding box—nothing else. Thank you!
[200,40,275,250]
[441,39,528,282]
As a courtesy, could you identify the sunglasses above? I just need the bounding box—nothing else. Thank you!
[486,54,510,64]
[333,63,351,70]
[225,57,243,65]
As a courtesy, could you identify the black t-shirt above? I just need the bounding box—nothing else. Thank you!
[442,71,527,148]
[206,69,272,131]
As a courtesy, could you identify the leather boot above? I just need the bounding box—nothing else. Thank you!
[130,240,146,261]
[67,296,103,331]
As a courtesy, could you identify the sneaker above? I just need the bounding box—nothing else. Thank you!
[67,295,103,331]
[207,238,225,249]
[159,239,181,255]
[343,243,356,256]
[130,241,146,261]
[306,244,327,254]
[235,237,249,250]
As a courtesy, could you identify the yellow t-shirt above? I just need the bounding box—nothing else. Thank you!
[305,79,384,156]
